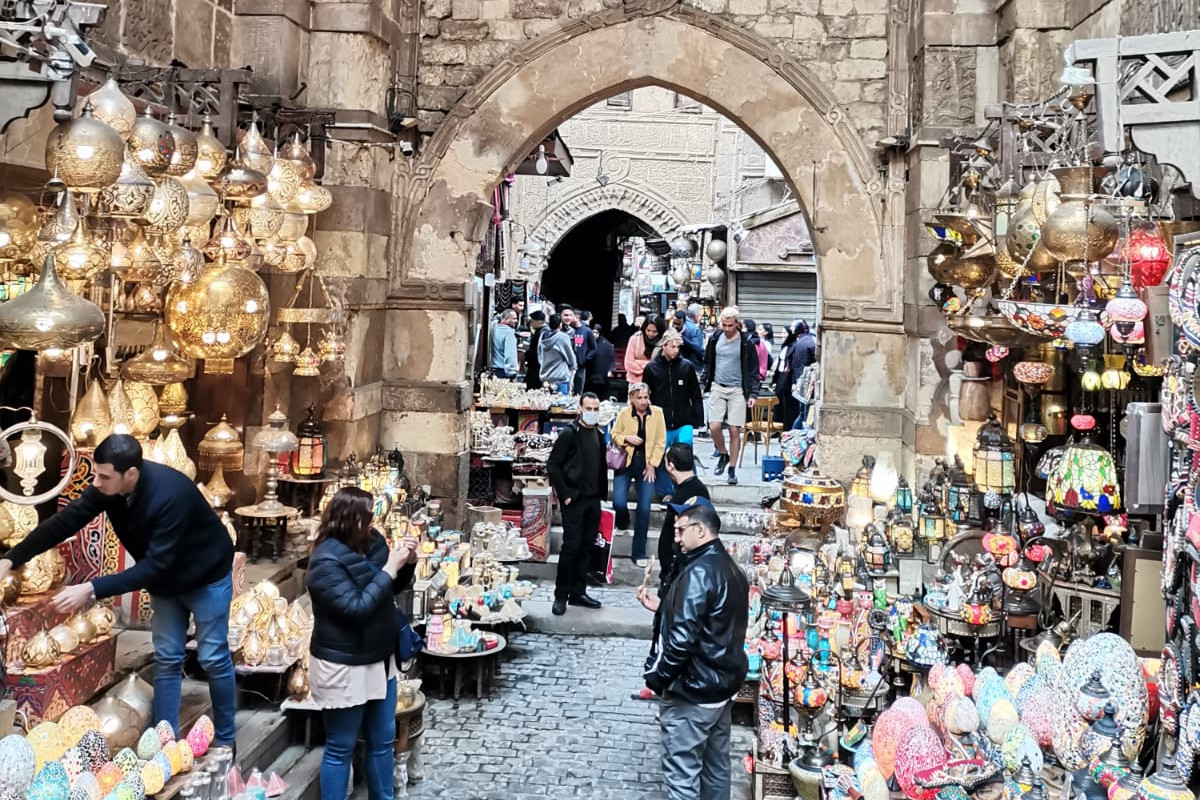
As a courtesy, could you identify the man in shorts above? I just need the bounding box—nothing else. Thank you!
[702,306,759,485]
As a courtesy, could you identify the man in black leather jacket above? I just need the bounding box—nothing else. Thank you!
[637,497,748,800]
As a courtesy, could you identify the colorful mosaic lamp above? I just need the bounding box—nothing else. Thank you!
[1046,415,1121,514]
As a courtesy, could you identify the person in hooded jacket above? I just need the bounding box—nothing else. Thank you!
[643,330,704,495]
[537,313,577,394]
[306,487,418,800]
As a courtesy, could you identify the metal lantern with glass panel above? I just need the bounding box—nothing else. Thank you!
[916,481,947,560]
[885,506,916,557]
[973,412,1016,500]
[946,456,975,524]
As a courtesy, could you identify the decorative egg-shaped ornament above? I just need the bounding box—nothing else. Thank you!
[73,731,108,775]
[153,721,174,748]
[94,764,122,796]
[26,722,68,770]
[871,696,926,780]
[172,741,193,774]
[119,772,144,800]
[26,762,70,800]
[135,765,161,798]
[59,748,86,784]
[956,663,975,697]
[48,624,80,656]
[185,716,213,757]
[0,735,36,794]
[57,707,101,747]
[150,751,172,782]
[109,750,135,778]
[72,772,100,800]
[162,742,182,775]
[893,725,947,800]
[66,613,97,647]
[67,787,90,800]
[134,729,160,761]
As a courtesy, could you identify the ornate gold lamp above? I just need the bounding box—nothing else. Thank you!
[250,406,298,514]
[198,415,244,473]
[44,103,125,193]
[0,253,105,350]
[82,73,136,138]
[128,108,174,178]
[164,253,270,374]
[122,321,193,385]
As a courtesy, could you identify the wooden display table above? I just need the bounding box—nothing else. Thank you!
[234,505,301,563]
[421,636,507,705]
[4,634,118,724]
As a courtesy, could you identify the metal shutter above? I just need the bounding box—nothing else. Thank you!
[733,271,819,330]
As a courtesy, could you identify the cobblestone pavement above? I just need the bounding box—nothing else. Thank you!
[406,634,754,800]
[527,582,646,608]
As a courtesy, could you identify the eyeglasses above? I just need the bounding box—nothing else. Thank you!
[673,521,702,534]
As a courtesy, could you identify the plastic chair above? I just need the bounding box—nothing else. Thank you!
[739,396,783,467]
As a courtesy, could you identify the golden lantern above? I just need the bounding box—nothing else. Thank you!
[277,206,308,242]
[123,381,161,439]
[293,181,332,214]
[148,427,196,478]
[22,628,61,668]
[180,168,219,228]
[199,464,235,508]
[86,604,116,636]
[82,74,136,139]
[128,108,175,178]
[293,347,321,377]
[67,612,96,644]
[128,281,163,313]
[44,103,125,193]
[203,215,253,262]
[239,121,274,174]
[143,177,190,234]
[21,549,65,595]
[53,220,108,283]
[70,378,113,448]
[318,328,346,362]
[0,253,105,350]
[267,156,302,205]
[279,133,317,180]
[850,456,874,499]
[41,191,81,244]
[198,414,244,472]
[107,379,136,435]
[165,254,270,374]
[122,321,193,385]
[232,191,285,239]
[0,191,39,262]
[115,226,161,283]
[194,115,227,181]
[158,382,188,416]
[213,161,268,203]
[164,115,198,177]
[177,223,212,251]
[100,148,156,218]
[175,237,205,285]
[271,330,299,363]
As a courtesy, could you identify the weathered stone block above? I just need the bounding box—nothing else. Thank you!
[853,0,888,12]
[489,19,527,39]
[174,0,214,66]
[425,0,452,18]
[766,0,817,11]
[307,31,390,109]
[213,9,233,66]
[445,65,487,85]
[792,16,825,40]
[441,19,489,38]
[849,39,888,60]
[124,0,175,63]
[820,0,852,14]
[422,65,447,86]
[422,41,468,64]
[691,0,728,12]
[233,15,308,96]
[567,0,606,14]
[522,19,558,36]
[752,17,794,39]
[510,0,565,16]
[826,13,886,37]
[831,80,862,104]
[465,40,510,66]
[417,109,447,132]
[835,58,887,80]
[421,17,440,35]
[860,78,886,103]
[480,0,511,17]
[451,0,481,18]
[97,0,123,49]
[418,84,465,110]
[728,0,767,14]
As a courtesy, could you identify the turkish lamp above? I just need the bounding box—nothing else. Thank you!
[13,423,47,496]
[148,427,196,478]
[117,226,162,283]
[278,206,308,242]
[276,240,309,273]
[107,379,136,435]
[1020,401,1048,444]
[1064,308,1105,372]
[198,415,244,473]
[81,73,136,139]
[157,382,188,416]
[894,475,913,514]
[869,451,899,504]
[885,507,915,556]
[69,377,112,448]
[293,181,332,214]
[0,253,105,350]
[291,405,326,477]
[128,108,175,178]
[180,168,220,228]
[318,329,345,362]
[194,116,228,181]
[41,190,81,245]
[44,102,125,193]
[173,236,205,285]
[203,214,253,262]
[239,120,274,174]
[1127,222,1170,289]
[99,147,156,218]
[267,152,302,206]
[1047,417,1121,514]
[164,114,198,177]
[251,406,299,514]
[0,192,40,261]
[122,321,193,385]
[122,381,160,439]
[279,133,317,180]
[293,346,321,377]
[272,330,299,363]
[862,524,891,574]
[1082,368,1102,391]
[143,176,190,234]
[1100,355,1130,390]
[165,253,270,374]
[1110,321,1144,346]
[972,411,1015,495]
[1105,277,1147,338]
[53,219,108,283]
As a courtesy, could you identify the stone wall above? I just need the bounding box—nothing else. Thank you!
[92,0,235,67]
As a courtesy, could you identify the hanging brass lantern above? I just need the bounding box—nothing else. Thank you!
[115,226,161,283]
[232,191,285,239]
[180,169,219,229]
[0,192,39,262]
[41,191,81,244]
[70,377,113,448]
[142,177,190,234]
[0,253,105,350]
[279,133,317,180]
[291,405,326,477]
[158,382,188,416]
[293,347,321,377]
[239,121,274,174]
[271,330,299,363]
[277,206,308,242]
[293,181,332,214]
[194,116,227,181]
[318,329,346,362]
[107,379,136,435]
[148,427,196,478]
[100,148,156,218]
[165,253,270,374]
[1041,166,1119,263]
[267,156,302,206]
[203,215,253,262]
[197,415,244,473]
[123,381,161,439]
[52,220,108,283]
[213,161,268,203]
[128,108,175,178]
[82,74,136,139]
[175,237,206,285]
[44,103,125,193]
[164,115,198,177]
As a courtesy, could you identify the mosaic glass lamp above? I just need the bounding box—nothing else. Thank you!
[1046,416,1121,514]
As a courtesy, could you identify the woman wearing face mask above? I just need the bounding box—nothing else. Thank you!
[610,383,666,566]
[623,315,665,384]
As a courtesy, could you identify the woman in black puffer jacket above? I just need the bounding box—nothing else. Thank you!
[306,487,417,800]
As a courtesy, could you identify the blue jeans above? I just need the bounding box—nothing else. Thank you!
[656,427,694,495]
[321,677,397,800]
[151,572,237,744]
[613,452,654,560]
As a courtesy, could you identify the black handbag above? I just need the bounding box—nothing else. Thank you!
[395,607,424,662]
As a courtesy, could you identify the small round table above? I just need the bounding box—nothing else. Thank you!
[234,505,300,562]
[421,636,507,705]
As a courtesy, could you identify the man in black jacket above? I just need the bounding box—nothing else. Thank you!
[637,498,748,800]
[561,305,596,394]
[0,434,237,748]
[525,310,547,390]
[644,331,704,495]
[703,306,760,485]
[586,323,615,396]
[546,392,606,616]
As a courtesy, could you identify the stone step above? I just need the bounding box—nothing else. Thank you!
[268,745,324,800]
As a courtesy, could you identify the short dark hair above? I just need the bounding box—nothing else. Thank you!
[592,323,604,334]
[548,313,562,329]
[530,310,546,322]
[580,391,600,404]
[665,443,694,472]
[673,310,686,320]
[678,502,720,535]
[559,304,575,313]
[510,297,524,306]
[94,434,144,473]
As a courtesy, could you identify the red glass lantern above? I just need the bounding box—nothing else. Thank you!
[1126,225,1170,289]
[291,405,326,477]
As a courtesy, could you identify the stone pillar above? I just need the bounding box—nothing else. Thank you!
[232,0,311,99]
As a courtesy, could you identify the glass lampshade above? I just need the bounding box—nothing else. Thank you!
[869,451,899,504]
[44,103,125,193]
[122,381,161,439]
[164,254,270,374]
[293,181,332,214]
[122,321,193,385]
[53,219,108,283]
[0,191,39,261]
[69,378,112,448]
[1064,310,1105,346]
[253,406,299,454]
[278,133,317,180]
[143,177,190,234]
[1105,278,1147,324]
[1047,436,1120,513]
[175,237,206,285]
[0,253,105,350]
[291,406,326,477]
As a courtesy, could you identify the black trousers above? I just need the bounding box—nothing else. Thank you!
[555,495,601,600]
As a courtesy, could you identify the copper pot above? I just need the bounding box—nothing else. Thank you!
[1041,166,1119,263]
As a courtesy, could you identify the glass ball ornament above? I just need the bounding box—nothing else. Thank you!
[111,747,137,777]
[134,729,160,761]
[165,256,270,374]
[0,734,37,795]
[127,109,174,178]
[25,761,69,800]
[44,104,125,194]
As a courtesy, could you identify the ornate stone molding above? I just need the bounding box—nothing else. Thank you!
[527,182,688,254]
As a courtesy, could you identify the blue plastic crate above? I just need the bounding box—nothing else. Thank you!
[762,456,786,481]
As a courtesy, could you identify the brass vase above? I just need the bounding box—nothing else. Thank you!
[70,377,113,449]
[1041,166,1119,263]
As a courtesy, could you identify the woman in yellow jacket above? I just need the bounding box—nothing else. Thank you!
[611,382,667,566]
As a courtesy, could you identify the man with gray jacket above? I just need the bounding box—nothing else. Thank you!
[537,314,577,394]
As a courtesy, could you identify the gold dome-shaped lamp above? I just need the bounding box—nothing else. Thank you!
[80,72,136,139]
[293,181,332,215]
[238,119,274,174]
[40,189,81,246]
[0,253,105,351]
[157,382,189,417]
[213,151,268,204]
[232,191,285,240]
[199,462,235,509]
[44,102,125,194]
[48,623,80,655]
[122,320,194,385]
[66,611,97,644]
[128,108,175,178]
[193,115,228,181]
[164,252,270,374]
[0,192,41,262]
[86,603,116,636]
[279,132,317,181]
[99,147,156,219]
[164,114,198,177]
[52,218,109,285]
[267,150,302,206]
[202,214,253,262]
[70,376,113,449]
[197,414,245,473]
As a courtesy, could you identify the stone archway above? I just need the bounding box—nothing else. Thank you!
[383,7,911,495]
[527,182,688,256]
